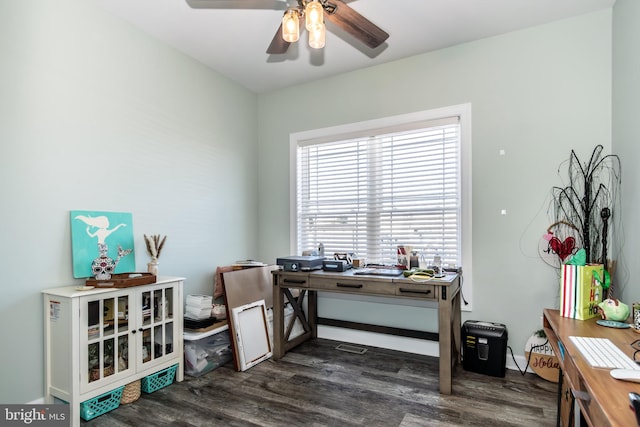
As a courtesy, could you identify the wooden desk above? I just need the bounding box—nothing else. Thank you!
[272,269,462,394]
[543,309,640,426]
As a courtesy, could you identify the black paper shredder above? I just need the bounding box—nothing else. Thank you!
[462,320,508,377]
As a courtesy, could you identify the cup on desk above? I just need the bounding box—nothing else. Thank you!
[633,302,640,329]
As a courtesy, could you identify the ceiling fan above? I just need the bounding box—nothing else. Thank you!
[187,0,389,54]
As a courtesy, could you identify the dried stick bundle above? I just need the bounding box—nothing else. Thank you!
[144,234,167,259]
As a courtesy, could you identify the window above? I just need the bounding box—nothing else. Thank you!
[290,104,471,288]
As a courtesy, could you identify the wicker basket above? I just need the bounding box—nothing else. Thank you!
[120,380,141,404]
[90,364,114,381]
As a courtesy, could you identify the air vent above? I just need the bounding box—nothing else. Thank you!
[335,343,367,355]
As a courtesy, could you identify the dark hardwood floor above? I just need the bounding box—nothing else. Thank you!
[84,338,557,426]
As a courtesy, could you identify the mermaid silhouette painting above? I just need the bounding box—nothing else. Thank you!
[70,210,136,278]
[74,214,126,244]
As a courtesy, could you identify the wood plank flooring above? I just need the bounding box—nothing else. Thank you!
[83,338,557,426]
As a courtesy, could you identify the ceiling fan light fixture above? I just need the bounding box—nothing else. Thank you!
[282,8,300,43]
[305,0,324,32]
[267,0,388,55]
[308,23,326,49]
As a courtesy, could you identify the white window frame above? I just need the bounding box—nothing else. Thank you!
[289,103,473,310]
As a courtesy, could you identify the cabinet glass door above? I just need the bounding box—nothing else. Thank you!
[140,286,175,367]
[116,295,131,372]
[85,292,131,387]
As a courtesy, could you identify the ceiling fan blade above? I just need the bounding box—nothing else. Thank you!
[266,23,290,54]
[325,0,389,49]
[185,0,287,10]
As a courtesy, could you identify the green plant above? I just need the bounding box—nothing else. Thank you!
[533,329,546,338]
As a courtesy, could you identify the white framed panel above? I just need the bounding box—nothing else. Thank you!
[230,300,272,371]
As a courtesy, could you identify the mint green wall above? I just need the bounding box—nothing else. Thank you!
[257,11,612,358]
[613,0,640,305]
[0,0,258,403]
[0,0,622,405]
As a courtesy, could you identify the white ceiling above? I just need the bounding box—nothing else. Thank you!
[93,0,615,93]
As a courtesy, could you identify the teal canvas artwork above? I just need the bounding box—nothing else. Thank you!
[71,210,136,278]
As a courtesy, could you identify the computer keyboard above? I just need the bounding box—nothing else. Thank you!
[569,336,640,370]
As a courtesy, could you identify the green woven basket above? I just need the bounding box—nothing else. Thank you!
[141,364,177,394]
[80,386,124,421]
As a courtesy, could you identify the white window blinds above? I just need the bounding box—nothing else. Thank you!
[296,116,461,267]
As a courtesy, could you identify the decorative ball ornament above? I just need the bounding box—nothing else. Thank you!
[538,221,581,268]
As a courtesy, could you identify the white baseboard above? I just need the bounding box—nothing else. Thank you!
[318,325,440,356]
[318,325,534,374]
[507,353,535,374]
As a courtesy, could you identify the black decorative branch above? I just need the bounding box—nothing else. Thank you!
[550,145,621,265]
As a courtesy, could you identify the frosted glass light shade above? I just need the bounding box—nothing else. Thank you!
[309,23,325,49]
[282,9,300,43]
[305,0,323,32]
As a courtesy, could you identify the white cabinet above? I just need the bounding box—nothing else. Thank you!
[43,277,184,427]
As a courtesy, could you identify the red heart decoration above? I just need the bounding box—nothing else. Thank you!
[549,236,576,261]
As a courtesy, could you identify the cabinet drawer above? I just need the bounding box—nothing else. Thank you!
[563,355,609,427]
[395,283,437,300]
[573,371,608,426]
[278,273,310,288]
[559,371,574,427]
[309,277,395,296]
[562,350,580,391]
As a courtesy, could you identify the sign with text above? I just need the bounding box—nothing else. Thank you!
[1,405,69,426]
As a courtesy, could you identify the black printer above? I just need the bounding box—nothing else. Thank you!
[276,255,324,272]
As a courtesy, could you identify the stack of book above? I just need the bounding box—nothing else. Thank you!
[185,294,213,320]
[87,324,100,340]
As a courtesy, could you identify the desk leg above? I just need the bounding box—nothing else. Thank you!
[556,371,563,427]
[273,279,285,360]
[439,293,452,395]
[308,290,317,339]
[438,282,461,395]
[452,289,462,366]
